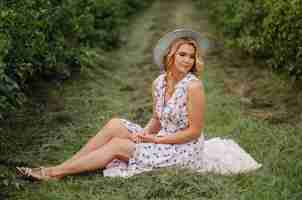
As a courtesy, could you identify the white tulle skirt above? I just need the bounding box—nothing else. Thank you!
[103,137,262,177]
[198,137,262,175]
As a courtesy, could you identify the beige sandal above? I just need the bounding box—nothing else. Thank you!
[16,166,59,181]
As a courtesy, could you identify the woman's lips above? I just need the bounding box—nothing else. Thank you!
[182,64,191,68]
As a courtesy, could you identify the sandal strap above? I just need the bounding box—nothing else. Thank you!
[24,168,32,176]
[17,167,32,177]
[17,166,58,181]
[17,167,44,177]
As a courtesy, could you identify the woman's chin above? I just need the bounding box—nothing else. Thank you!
[175,67,187,73]
[180,69,190,74]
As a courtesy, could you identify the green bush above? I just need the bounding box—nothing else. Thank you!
[261,0,302,76]
[0,0,153,118]
[195,0,302,79]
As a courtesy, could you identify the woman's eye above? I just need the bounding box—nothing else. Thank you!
[179,53,185,56]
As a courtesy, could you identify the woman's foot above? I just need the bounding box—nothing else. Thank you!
[16,166,61,181]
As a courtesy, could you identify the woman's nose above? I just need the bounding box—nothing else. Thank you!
[184,56,191,63]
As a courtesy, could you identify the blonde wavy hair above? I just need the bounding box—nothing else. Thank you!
[163,38,204,76]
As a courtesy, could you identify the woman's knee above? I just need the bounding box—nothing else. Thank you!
[103,118,129,136]
[109,138,135,157]
[105,118,123,130]
[109,117,122,124]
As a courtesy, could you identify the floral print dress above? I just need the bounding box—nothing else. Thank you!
[103,72,204,177]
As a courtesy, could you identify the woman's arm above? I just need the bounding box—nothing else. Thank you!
[143,79,161,134]
[153,80,205,144]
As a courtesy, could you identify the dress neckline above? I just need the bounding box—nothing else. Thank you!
[162,72,191,107]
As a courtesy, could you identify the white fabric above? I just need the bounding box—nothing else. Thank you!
[103,137,262,177]
[199,137,262,175]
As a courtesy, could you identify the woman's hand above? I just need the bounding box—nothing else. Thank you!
[129,129,150,143]
[129,129,161,144]
[129,133,142,143]
[138,133,159,143]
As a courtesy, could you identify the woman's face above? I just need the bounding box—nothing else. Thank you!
[172,43,195,74]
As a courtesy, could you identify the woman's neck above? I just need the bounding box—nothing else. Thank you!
[167,70,186,84]
[165,71,187,97]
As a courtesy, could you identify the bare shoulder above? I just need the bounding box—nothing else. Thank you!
[187,80,206,107]
[187,79,204,92]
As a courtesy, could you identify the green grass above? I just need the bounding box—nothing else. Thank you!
[1,0,302,199]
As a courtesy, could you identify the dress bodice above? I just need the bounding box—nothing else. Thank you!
[154,72,199,135]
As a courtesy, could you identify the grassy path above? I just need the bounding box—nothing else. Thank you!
[1,0,301,199]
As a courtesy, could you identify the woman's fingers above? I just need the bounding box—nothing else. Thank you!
[129,134,136,142]
[130,132,156,143]
[139,134,155,143]
[130,133,142,143]
[135,134,143,143]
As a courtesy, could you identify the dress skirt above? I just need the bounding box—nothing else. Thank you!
[103,119,204,177]
[103,119,262,177]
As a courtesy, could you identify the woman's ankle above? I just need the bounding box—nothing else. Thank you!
[47,167,64,178]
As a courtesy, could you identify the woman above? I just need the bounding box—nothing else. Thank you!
[17,29,261,180]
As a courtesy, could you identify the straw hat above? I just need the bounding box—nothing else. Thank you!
[153,29,209,73]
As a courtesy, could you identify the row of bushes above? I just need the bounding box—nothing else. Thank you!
[0,0,153,119]
[195,0,302,78]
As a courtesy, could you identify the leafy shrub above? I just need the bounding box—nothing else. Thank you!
[195,0,302,79]
[261,0,302,76]
[0,0,153,118]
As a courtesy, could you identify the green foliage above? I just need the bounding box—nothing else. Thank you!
[196,0,302,79]
[0,0,153,117]
[261,0,302,76]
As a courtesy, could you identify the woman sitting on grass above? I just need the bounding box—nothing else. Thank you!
[17,29,261,180]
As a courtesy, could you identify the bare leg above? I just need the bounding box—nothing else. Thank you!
[46,138,135,179]
[62,118,132,165]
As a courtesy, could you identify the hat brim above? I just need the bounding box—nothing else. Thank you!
[153,29,209,73]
